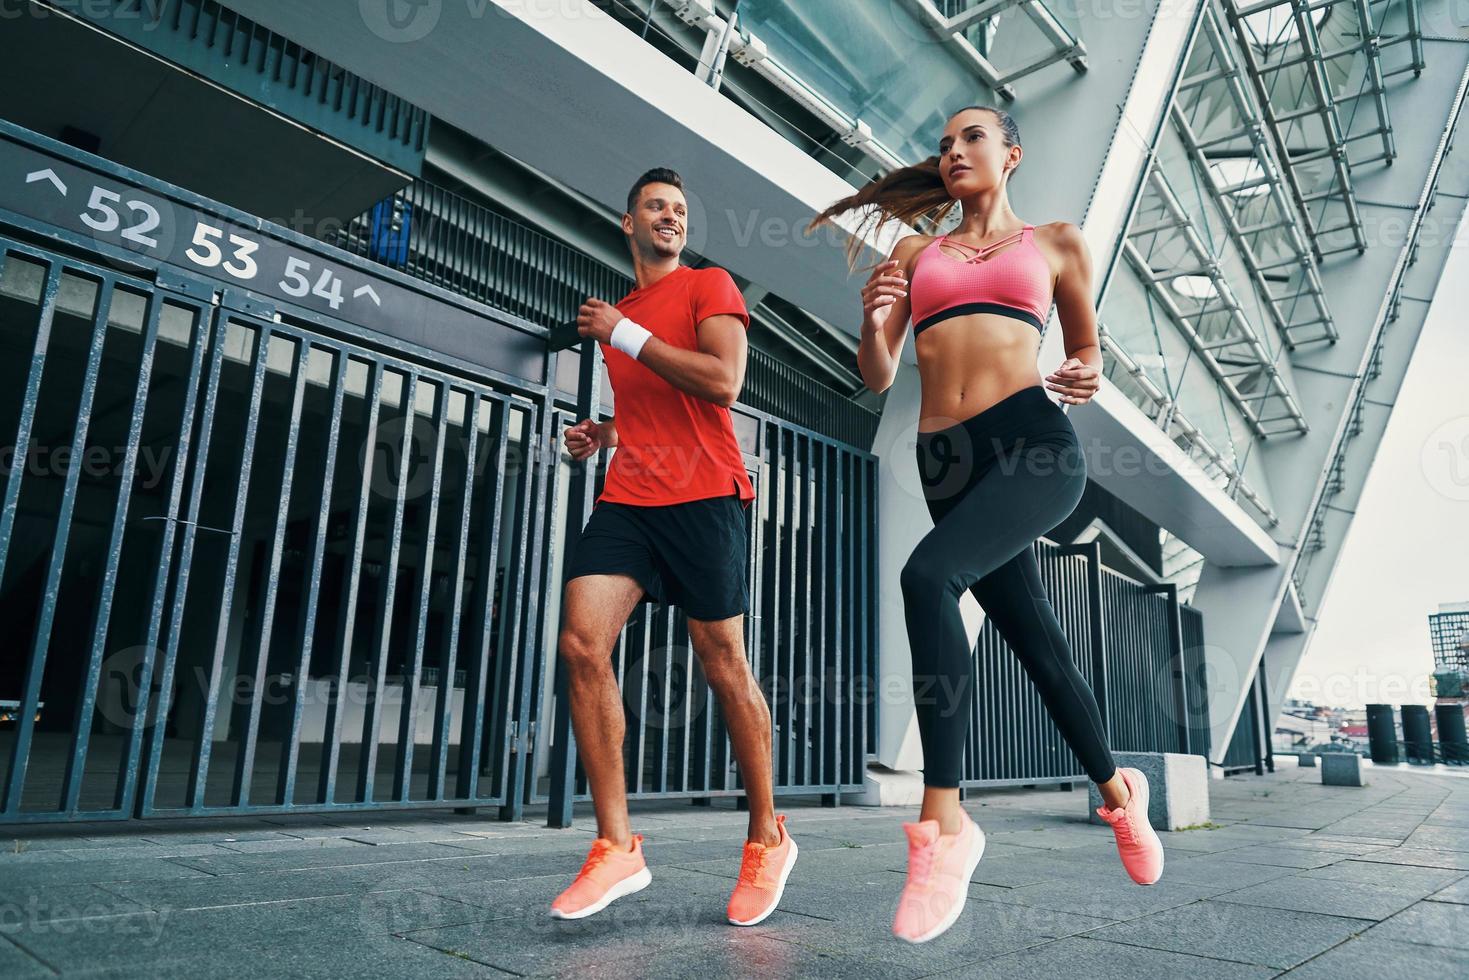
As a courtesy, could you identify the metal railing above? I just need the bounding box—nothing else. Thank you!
[0,120,881,824]
[960,540,1210,786]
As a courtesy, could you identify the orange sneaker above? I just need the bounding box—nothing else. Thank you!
[726,814,799,926]
[892,812,986,944]
[1096,767,1164,885]
[549,834,652,919]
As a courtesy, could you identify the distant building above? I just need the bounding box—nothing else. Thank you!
[1429,601,1469,674]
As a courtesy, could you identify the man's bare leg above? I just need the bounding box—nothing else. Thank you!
[558,573,647,848]
[686,614,779,847]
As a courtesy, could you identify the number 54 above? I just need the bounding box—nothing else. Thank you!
[280,256,345,310]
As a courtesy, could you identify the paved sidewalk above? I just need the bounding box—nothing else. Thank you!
[0,762,1464,978]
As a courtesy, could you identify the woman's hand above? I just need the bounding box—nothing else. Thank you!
[1045,357,1101,405]
[563,418,603,460]
[861,259,907,336]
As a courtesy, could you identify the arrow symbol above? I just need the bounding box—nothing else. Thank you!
[26,169,67,195]
[353,285,382,306]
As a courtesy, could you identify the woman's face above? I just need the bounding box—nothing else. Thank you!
[937,110,1017,194]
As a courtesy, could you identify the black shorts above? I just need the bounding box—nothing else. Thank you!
[565,491,752,621]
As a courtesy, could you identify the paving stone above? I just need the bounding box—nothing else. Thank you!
[745,877,1115,978]
[0,935,54,978]
[0,882,151,926]
[1426,876,1469,905]
[1401,825,1469,851]
[398,869,740,976]
[1300,859,1465,893]
[1278,935,1463,979]
[1209,845,1348,870]
[1,891,502,976]
[1363,899,1469,949]
[1352,846,1469,871]
[1212,874,1425,920]
[955,935,1276,979]
[969,869,1224,920]
[158,840,489,876]
[567,932,916,980]
[0,856,214,890]
[1147,854,1299,890]
[1083,899,1373,968]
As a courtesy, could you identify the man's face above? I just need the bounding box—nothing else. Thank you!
[625,182,687,258]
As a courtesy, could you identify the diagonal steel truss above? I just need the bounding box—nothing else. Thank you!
[1220,0,1425,261]
[1122,160,1310,438]
[904,0,1089,101]
[1174,1,1337,350]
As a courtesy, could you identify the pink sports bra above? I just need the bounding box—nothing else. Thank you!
[908,224,1054,335]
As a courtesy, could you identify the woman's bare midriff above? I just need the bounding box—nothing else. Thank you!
[913,313,1045,433]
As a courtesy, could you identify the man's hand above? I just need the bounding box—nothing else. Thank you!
[1045,357,1101,405]
[562,419,603,460]
[577,298,625,345]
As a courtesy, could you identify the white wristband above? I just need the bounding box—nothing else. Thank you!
[610,317,653,360]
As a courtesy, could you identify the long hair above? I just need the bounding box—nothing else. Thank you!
[806,106,1023,273]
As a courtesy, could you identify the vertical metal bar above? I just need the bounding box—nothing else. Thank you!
[189,318,274,812]
[3,270,110,814]
[502,398,553,819]
[354,373,419,803]
[429,390,482,801]
[799,434,814,787]
[133,299,216,817]
[814,441,829,792]
[394,380,449,802]
[278,346,350,807]
[62,289,165,815]
[547,337,602,824]
[457,398,510,803]
[232,332,309,807]
[0,259,58,644]
[316,360,385,807]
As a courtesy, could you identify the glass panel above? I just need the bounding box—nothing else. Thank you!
[739,0,992,165]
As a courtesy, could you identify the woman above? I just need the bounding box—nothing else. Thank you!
[808,105,1164,944]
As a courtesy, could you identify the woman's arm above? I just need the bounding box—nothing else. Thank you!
[1046,222,1103,405]
[857,235,926,394]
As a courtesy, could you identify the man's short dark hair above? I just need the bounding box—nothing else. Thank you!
[627,167,684,215]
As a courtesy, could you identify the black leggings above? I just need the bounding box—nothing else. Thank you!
[901,384,1116,788]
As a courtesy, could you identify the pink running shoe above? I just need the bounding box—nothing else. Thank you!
[549,834,652,919]
[726,813,799,926]
[892,812,987,944]
[1096,767,1164,885]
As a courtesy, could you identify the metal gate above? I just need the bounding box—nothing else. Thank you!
[0,234,560,823]
[0,119,881,825]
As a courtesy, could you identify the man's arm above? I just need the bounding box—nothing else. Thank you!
[598,416,618,447]
[632,313,747,408]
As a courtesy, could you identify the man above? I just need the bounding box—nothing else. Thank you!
[549,168,797,926]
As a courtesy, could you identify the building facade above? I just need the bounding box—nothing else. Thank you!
[0,0,1465,824]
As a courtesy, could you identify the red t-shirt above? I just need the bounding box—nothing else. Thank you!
[598,264,756,507]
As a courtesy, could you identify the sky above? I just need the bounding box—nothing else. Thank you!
[1287,206,1469,711]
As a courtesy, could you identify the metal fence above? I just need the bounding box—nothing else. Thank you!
[0,121,882,825]
[0,234,566,822]
[960,541,1210,786]
[529,409,879,817]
